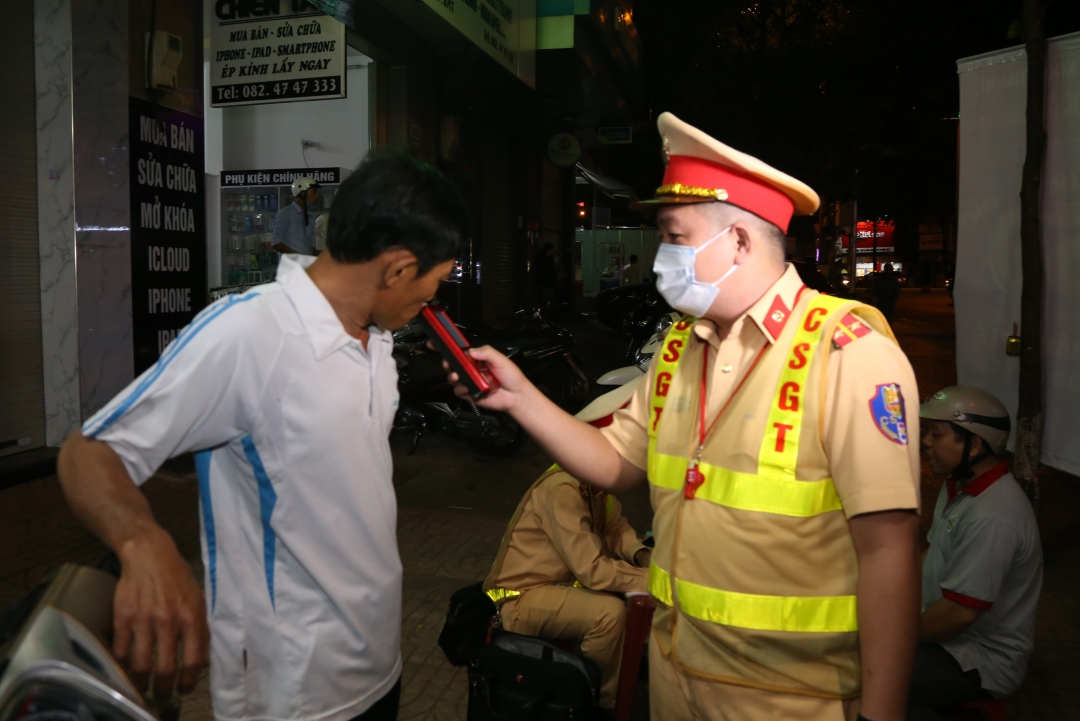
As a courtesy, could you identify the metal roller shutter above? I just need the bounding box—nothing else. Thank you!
[0,0,46,457]
[479,133,515,323]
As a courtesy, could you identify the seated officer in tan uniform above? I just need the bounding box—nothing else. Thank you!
[447,113,921,721]
[484,380,651,710]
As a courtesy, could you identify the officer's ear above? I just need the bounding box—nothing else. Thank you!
[731,222,754,260]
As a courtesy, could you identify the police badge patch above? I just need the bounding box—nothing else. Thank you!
[870,383,908,445]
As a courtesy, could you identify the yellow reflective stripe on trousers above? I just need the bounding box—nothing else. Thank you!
[486,581,583,605]
[485,587,521,603]
[649,563,857,633]
[757,294,850,480]
[649,452,842,517]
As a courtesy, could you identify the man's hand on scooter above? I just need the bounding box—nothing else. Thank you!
[113,527,210,698]
[443,345,530,413]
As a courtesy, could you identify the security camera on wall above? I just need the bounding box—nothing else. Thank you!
[144,30,183,90]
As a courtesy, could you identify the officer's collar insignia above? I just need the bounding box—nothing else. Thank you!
[870,383,908,445]
[761,294,791,341]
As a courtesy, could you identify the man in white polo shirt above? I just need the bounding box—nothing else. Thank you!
[909,385,1043,720]
[57,152,471,721]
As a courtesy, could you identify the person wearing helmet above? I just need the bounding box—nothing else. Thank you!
[271,176,320,255]
[910,386,1043,720]
[483,380,651,710]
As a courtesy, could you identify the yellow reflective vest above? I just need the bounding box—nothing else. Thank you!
[647,291,893,699]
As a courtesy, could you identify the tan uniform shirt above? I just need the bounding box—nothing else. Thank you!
[601,264,921,697]
[484,469,649,595]
[603,264,920,518]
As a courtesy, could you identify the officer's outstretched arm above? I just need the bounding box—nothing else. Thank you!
[448,346,646,492]
[850,509,921,721]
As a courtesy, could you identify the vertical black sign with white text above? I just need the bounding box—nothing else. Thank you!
[129,96,207,375]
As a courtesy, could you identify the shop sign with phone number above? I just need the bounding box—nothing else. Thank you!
[211,4,346,107]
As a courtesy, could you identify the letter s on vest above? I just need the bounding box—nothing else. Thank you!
[662,339,683,363]
[788,342,810,370]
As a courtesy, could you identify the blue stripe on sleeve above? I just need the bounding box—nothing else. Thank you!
[241,435,278,610]
[195,449,218,612]
[83,292,259,439]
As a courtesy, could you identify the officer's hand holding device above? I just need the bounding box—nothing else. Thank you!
[419,303,499,399]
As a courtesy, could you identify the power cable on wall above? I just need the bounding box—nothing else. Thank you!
[301,139,318,168]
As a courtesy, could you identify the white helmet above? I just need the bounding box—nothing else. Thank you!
[920,385,1011,456]
[291,176,320,197]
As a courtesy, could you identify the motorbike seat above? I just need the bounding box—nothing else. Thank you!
[471,328,567,353]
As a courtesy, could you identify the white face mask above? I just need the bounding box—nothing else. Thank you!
[653,225,738,318]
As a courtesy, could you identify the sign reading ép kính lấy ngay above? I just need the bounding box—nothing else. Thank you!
[210,1,345,107]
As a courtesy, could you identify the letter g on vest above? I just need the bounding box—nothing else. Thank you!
[778,382,800,411]
[656,371,673,397]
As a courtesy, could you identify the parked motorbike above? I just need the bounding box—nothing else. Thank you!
[0,563,164,721]
[391,317,588,456]
[595,283,670,336]
[596,311,680,389]
[511,300,574,333]
[620,301,680,360]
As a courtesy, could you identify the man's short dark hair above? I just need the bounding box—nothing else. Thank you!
[629,254,639,263]
[327,152,470,276]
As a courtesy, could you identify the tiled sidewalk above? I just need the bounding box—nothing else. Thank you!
[1,291,1076,720]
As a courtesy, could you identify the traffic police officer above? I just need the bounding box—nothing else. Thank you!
[449,113,922,721]
[484,380,651,709]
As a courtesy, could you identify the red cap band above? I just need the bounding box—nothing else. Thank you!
[662,155,796,232]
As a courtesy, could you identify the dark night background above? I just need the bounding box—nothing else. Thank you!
[603,0,1080,262]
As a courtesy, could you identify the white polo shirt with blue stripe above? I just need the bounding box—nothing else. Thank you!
[83,254,402,721]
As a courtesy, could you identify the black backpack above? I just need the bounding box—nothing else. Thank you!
[439,581,498,666]
[467,631,603,721]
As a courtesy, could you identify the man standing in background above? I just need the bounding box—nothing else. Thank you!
[537,242,558,302]
[873,263,902,324]
[621,254,643,285]
[272,176,320,255]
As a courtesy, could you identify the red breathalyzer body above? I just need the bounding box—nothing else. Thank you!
[418,304,500,399]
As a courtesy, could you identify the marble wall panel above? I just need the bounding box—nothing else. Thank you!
[72,0,134,418]
[34,0,80,446]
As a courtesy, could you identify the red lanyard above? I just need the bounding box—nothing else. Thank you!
[684,286,806,499]
[685,340,768,499]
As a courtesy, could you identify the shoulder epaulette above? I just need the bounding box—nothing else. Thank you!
[832,312,874,349]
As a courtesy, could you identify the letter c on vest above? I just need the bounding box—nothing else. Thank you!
[803,307,828,332]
